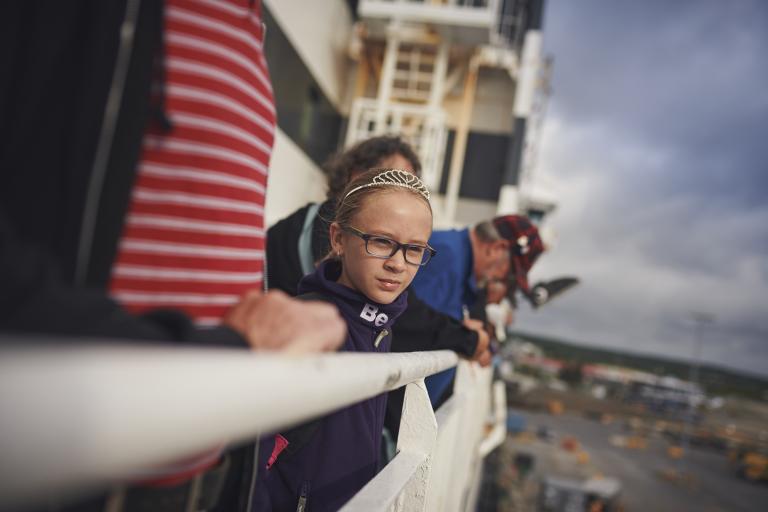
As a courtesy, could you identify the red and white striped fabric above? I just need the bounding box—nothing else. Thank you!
[110,0,275,326]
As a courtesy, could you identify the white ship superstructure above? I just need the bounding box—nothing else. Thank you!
[263,0,557,232]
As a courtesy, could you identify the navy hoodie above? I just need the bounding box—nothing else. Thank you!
[254,259,408,512]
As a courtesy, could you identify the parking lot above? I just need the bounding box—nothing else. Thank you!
[493,411,768,512]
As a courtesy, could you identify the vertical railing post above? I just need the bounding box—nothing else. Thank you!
[345,99,362,148]
[449,361,479,510]
[394,379,438,512]
[423,361,479,512]
[443,55,479,225]
[376,21,401,134]
[422,41,449,191]
[461,369,496,512]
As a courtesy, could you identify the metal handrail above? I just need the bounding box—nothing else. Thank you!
[0,342,458,508]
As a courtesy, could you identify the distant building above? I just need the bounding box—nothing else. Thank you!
[582,363,706,414]
[516,354,563,377]
[626,376,706,414]
[582,364,655,398]
[505,339,560,375]
[507,338,544,360]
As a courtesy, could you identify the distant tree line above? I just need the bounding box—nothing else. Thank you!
[508,330,768,400]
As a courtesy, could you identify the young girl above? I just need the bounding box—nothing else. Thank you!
[255,168,434,511]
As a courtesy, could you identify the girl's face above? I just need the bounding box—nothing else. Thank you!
[331,189,432,304]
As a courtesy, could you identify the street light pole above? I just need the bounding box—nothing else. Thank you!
[679,311,715,472]
[689,312,713,393]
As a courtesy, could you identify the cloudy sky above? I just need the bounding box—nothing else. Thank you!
[515,0,768,377]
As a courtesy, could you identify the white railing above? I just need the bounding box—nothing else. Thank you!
[358,0,526,49]
[345,98,448,191]
[0,342,506,511]
[359,0,499,31]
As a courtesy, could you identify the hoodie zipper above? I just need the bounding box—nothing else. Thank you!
[374,328,389,349]
[296,481,310,512]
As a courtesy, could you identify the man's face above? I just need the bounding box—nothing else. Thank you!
[474,240,510,287]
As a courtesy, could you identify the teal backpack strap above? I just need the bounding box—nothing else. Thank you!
[298,202,321,276]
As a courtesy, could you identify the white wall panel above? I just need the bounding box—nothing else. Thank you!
[264,0,353,111]
[265,128,327,227]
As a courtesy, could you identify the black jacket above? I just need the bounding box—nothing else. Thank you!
[1,3,255,511]
[0,0,246,349]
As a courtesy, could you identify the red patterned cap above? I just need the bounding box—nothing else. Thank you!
[492,215,544,294]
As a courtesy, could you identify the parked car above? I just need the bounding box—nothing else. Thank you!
[538,476,623,512]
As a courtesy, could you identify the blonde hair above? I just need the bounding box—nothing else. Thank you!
[334,168,432,230]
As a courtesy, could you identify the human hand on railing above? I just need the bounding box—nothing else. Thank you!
[224,290,346,352]
[463,318,491,367]
[476,348,492,367]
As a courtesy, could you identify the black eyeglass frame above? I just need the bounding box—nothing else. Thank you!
[343,226,436,266]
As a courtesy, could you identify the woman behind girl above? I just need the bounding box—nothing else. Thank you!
[255,168,435,511]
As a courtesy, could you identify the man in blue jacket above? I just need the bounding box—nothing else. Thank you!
[410,215,544,404]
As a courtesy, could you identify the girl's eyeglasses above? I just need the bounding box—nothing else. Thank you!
[343,226,436,266]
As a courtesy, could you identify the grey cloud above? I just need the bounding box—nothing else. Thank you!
[515,0,768,376]
[544,0,768,208]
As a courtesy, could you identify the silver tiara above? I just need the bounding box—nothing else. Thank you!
[343,169,431,201]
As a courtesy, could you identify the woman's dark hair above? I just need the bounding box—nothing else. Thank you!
[324,136,422,200]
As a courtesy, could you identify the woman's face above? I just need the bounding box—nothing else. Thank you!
[331,189,432,304]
